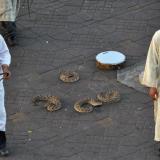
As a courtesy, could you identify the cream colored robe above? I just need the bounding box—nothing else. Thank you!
[0,0,18,21]
[142,30,160,141]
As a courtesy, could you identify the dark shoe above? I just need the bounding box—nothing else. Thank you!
[0,147,9,156]
[7,37,18,47]
[0,131,8,156]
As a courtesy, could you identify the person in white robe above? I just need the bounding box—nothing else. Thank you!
[142,30,160,143]
[0,0,19,46]
[0,34,11,156]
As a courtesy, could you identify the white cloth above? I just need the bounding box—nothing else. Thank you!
[0,0,18,21]
[0,35,11,66]
[0,82,5,131]
[0,34,11,131]
[142,30,160,141]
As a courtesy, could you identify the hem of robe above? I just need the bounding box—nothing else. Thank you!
[141,81,157,88]
[0,17,16,22]
[154,138,160,142]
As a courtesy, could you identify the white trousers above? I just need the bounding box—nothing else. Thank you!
[0,81,6,132]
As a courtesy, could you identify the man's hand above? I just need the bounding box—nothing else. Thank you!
[1,64,11,80]
[149,87,158,100]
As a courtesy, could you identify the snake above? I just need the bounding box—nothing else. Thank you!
[59,71,79,83]
[32,90,120,113]
[74,90,120,113]
[32,96,62,112]
[33,69,120,113]
[74,98,102,113]
[96,90,121,103]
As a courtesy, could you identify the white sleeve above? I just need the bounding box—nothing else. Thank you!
[142,31,160,88]
[0,35,11,66]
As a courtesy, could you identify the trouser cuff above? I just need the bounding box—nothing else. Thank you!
[0,131,6,149]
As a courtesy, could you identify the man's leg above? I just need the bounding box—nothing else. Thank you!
[0,83,8,156]
[1,21,17,46]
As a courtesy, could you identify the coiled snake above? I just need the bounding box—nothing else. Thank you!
[32,96,62,112]
[96,90,120,103]
[59,71,79,83]
[74,98,103,113]
[32,70,121,113]
[74,90,121,113]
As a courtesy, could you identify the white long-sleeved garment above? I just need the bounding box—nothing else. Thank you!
[0,34,11,131]
[142,30,160,141]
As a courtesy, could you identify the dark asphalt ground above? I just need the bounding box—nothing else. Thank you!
[1,0,160,159]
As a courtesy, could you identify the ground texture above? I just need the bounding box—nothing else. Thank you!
[1,0,160,159]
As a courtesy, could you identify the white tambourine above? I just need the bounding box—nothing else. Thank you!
[96,51,126,70]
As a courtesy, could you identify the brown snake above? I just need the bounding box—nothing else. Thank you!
[32,96,62,112]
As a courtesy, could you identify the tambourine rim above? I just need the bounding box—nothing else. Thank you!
[96,51,126,65]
